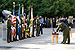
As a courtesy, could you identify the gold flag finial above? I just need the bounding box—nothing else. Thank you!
[13,2,15,4]
[19,4,20,6]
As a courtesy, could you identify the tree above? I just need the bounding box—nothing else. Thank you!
[0,0,75,18]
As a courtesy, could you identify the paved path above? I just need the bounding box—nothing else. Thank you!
[0,28,75,50]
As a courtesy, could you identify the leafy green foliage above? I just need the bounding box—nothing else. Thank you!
[0,0,75,18]
[0,22,2,24]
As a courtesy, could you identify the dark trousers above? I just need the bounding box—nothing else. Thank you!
[32,25,35,36]
[19,27,22,40]
[36,28,40,36]
[63,30,70,44]
[40,24,43,34]
[23,31,25,39]
[16,27,18,40]
[69,23,73,28]
[53,23,56,28]
[7,29,11,43]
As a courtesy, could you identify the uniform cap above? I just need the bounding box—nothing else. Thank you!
[8,15,11,17]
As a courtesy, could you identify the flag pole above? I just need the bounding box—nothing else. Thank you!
[13,2,15,16]
[18,4,21,40]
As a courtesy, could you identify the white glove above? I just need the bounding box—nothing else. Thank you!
[40,24,41,26]
[34,25,35,27]
[22,24,24,26]
[20,25,21,27]
[24,29,25,30]
[29,25,30,27]
[18,24,19,26]
[11,26,13,29]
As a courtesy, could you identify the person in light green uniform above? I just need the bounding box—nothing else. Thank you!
[36,16,40,36]
[56,20,70,44]
[7,15,12,43]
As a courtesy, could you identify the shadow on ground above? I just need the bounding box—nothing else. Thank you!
[0,46,40,49]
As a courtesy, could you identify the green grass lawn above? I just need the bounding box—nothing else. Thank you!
[0,22,2,24]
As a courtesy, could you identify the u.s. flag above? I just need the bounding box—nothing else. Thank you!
[12,16,16,27]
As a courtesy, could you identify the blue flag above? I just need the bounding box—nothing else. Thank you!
[13,2,15,16]
[18,4,21,37]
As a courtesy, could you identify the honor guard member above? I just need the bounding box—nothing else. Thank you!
[23,24,26,39]
[23,13,26,39]
[7,15,12,43]
[32,17,36,37]
[56,20,70,44]
[20,15,24,40]
[15,15,19,41]
[36,16,40,36]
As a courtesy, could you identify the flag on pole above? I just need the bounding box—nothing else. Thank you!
[25,15,30,36]
[11,2,16,41]
[22,4,25,25]
[27,14,31,24]
[30,8,33,36]
[19,4,21,23]
[17,4,21,40]
[22,4,26,38]
[12,2,16,27]
[13,2,15,16]
[31,8,33,24]
[22,4,24,17]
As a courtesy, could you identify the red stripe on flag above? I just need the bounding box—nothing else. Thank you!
[23,15,25,24]
[13,23,16,24]
[13,20,16,22]
[13,17,16,19]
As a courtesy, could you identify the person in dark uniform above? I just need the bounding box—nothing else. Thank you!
[36,16,40,36]
[23,14,26,39]
[23,24,26,39]
[7,15,12,43]
[19,15,24,40]
[56,20,70,44]
[15,15,19,41]
[32,17,36,37]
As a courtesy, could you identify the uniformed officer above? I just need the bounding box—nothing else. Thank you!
[15,15,19,41]
[56,20,70,44]
[36,16,40,36]
[23,14,26,39]
[7,15,12,43]
[19,15,24,40]
[32,17,36,37]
